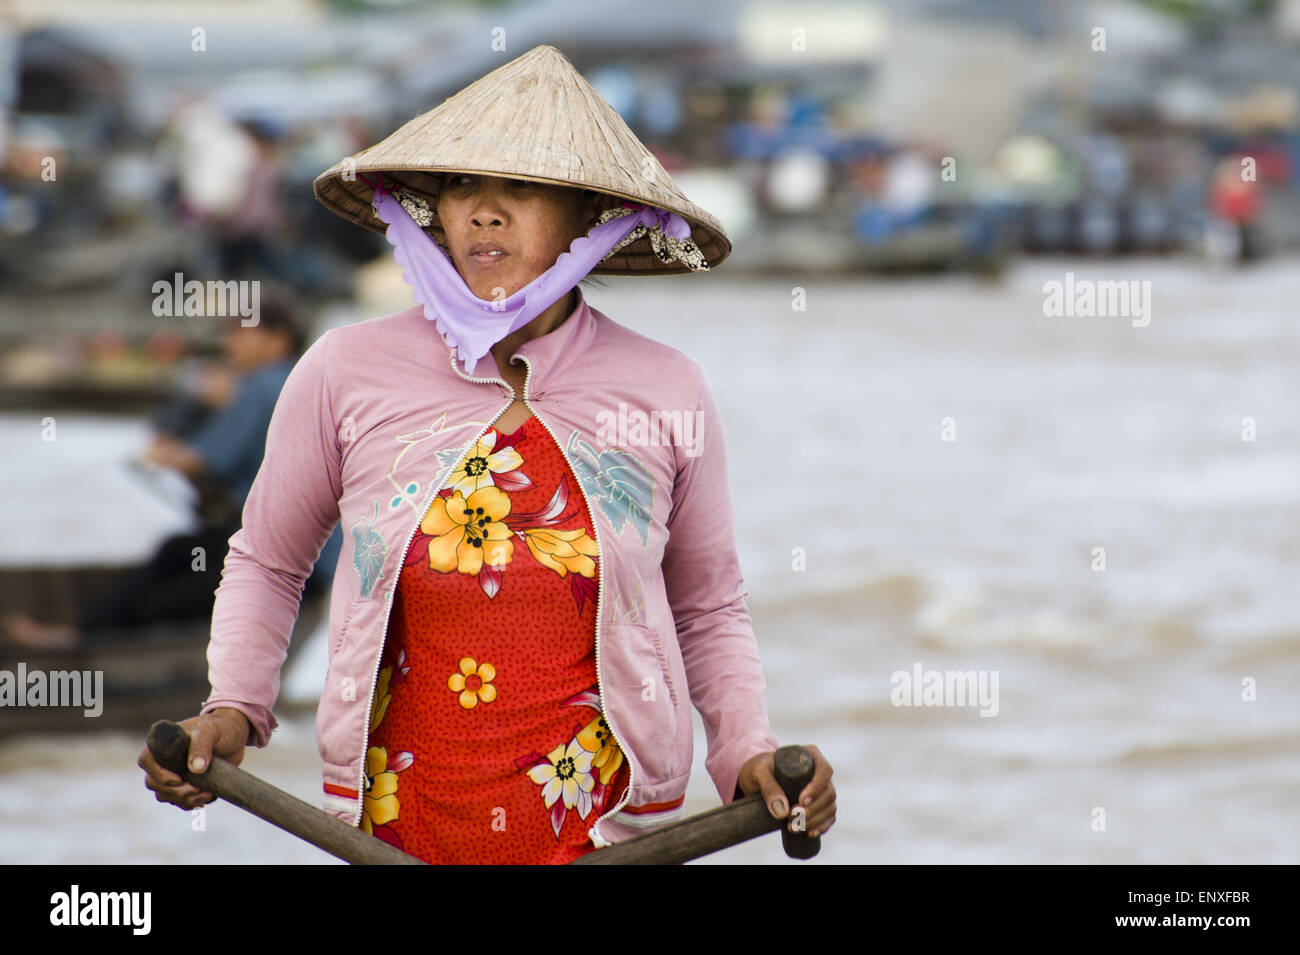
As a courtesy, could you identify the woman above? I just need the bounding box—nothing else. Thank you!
[139,45,835,862]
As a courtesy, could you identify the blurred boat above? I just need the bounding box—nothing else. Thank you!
[0,564,326,737]
[0,378,176,414]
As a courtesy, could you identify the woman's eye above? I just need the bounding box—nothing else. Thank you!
[447,176,529,188]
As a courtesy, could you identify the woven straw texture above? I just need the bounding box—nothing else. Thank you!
[313,45,730,275]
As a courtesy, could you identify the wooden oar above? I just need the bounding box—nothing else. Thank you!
[569,745,821,865]
[146,719,425,865]
[147,721,821,865]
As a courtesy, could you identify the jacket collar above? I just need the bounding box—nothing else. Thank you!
[453,287,597,395]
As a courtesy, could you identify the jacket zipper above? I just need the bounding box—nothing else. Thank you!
[352,351,515,827]
[514,354,635,846]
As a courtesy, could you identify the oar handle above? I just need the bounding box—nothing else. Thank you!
[146,719,425,866]
[774,744,822,859]
[571,744,822,865]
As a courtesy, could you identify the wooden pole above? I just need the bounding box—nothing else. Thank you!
[146,719,425,865]
[570,745,821,865]
[148,722,822,865]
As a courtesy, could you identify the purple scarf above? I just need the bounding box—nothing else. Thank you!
[367,178,694,376]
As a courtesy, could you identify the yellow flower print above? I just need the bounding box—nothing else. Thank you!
[577,713,624,786]
[360,746,408,835]
[446,433,525,497]
[448,657,497,709]
[523,527,598,578]
[420,486,516,576]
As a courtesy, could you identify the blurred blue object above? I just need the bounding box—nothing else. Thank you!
[1127,195,1169,250]
[786,92,824,128]
[1079,201,1121,253]
[727,120,866,161]
[588,65,638,123]
[854,203,895,242]
[641,84,680,137]
[853,201,929,243]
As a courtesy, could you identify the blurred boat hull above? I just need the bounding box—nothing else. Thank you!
[0,564,325,737]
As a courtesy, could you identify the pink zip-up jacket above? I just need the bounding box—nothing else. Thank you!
[200,289,781,848]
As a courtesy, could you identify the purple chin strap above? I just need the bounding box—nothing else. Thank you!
[364,173,692,377]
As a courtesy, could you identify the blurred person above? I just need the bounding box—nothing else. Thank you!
[161,99,252,230]
[1208,154,1266,262]
[214,120,288,277]
[2,299,341,649]
[136,45,835,864]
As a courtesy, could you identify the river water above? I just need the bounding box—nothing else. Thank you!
[2,255,1298,864]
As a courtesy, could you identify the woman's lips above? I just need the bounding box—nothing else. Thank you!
[468,250,509,268]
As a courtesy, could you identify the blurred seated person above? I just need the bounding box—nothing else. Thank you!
[2,299,343,649]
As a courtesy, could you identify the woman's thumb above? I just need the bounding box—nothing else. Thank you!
[187,722,217,773]
[758,774,789,820]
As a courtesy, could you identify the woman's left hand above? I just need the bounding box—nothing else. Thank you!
[146,435,204,476]
[737,745,836,838]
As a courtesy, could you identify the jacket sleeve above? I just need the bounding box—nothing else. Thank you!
[200,330,344,747]
[660,370,781,804]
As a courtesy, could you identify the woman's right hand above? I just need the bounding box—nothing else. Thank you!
[137,708,250,809]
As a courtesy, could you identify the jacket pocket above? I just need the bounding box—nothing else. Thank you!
[601,622,688,783]
[644,623,678,709]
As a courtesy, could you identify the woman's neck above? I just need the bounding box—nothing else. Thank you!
[489,287,579,367]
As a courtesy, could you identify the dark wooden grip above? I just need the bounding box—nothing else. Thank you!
[148,718,193,777]
[773,744,821,859]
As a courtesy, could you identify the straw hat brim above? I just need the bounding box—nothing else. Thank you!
[311,45,731,276]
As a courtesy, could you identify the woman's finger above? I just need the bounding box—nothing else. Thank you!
[809,809,836,838]
[798,783,835,832]
[137,748,181,787]
[141,755,214,808]
[796,745,833,809]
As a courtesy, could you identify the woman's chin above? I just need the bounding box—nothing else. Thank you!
[461,274,536,302]
[467,284,520,302]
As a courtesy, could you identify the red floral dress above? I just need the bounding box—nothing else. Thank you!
[364,415,629,864]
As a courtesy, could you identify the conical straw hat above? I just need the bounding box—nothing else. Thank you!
[313,44,730,275]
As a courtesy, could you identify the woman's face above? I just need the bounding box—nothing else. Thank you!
[435,173,599,301]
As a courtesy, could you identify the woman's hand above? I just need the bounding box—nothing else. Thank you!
[737,745,836,838]
[144,434,205,476]
[137,709,250,810]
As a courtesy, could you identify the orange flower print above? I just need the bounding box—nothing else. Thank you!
[448,657,497,709]
[370,649,411,732]
[360,746,412,835]
[577,713,624,786]
[420,486,515,576]
[523,527,598,578]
